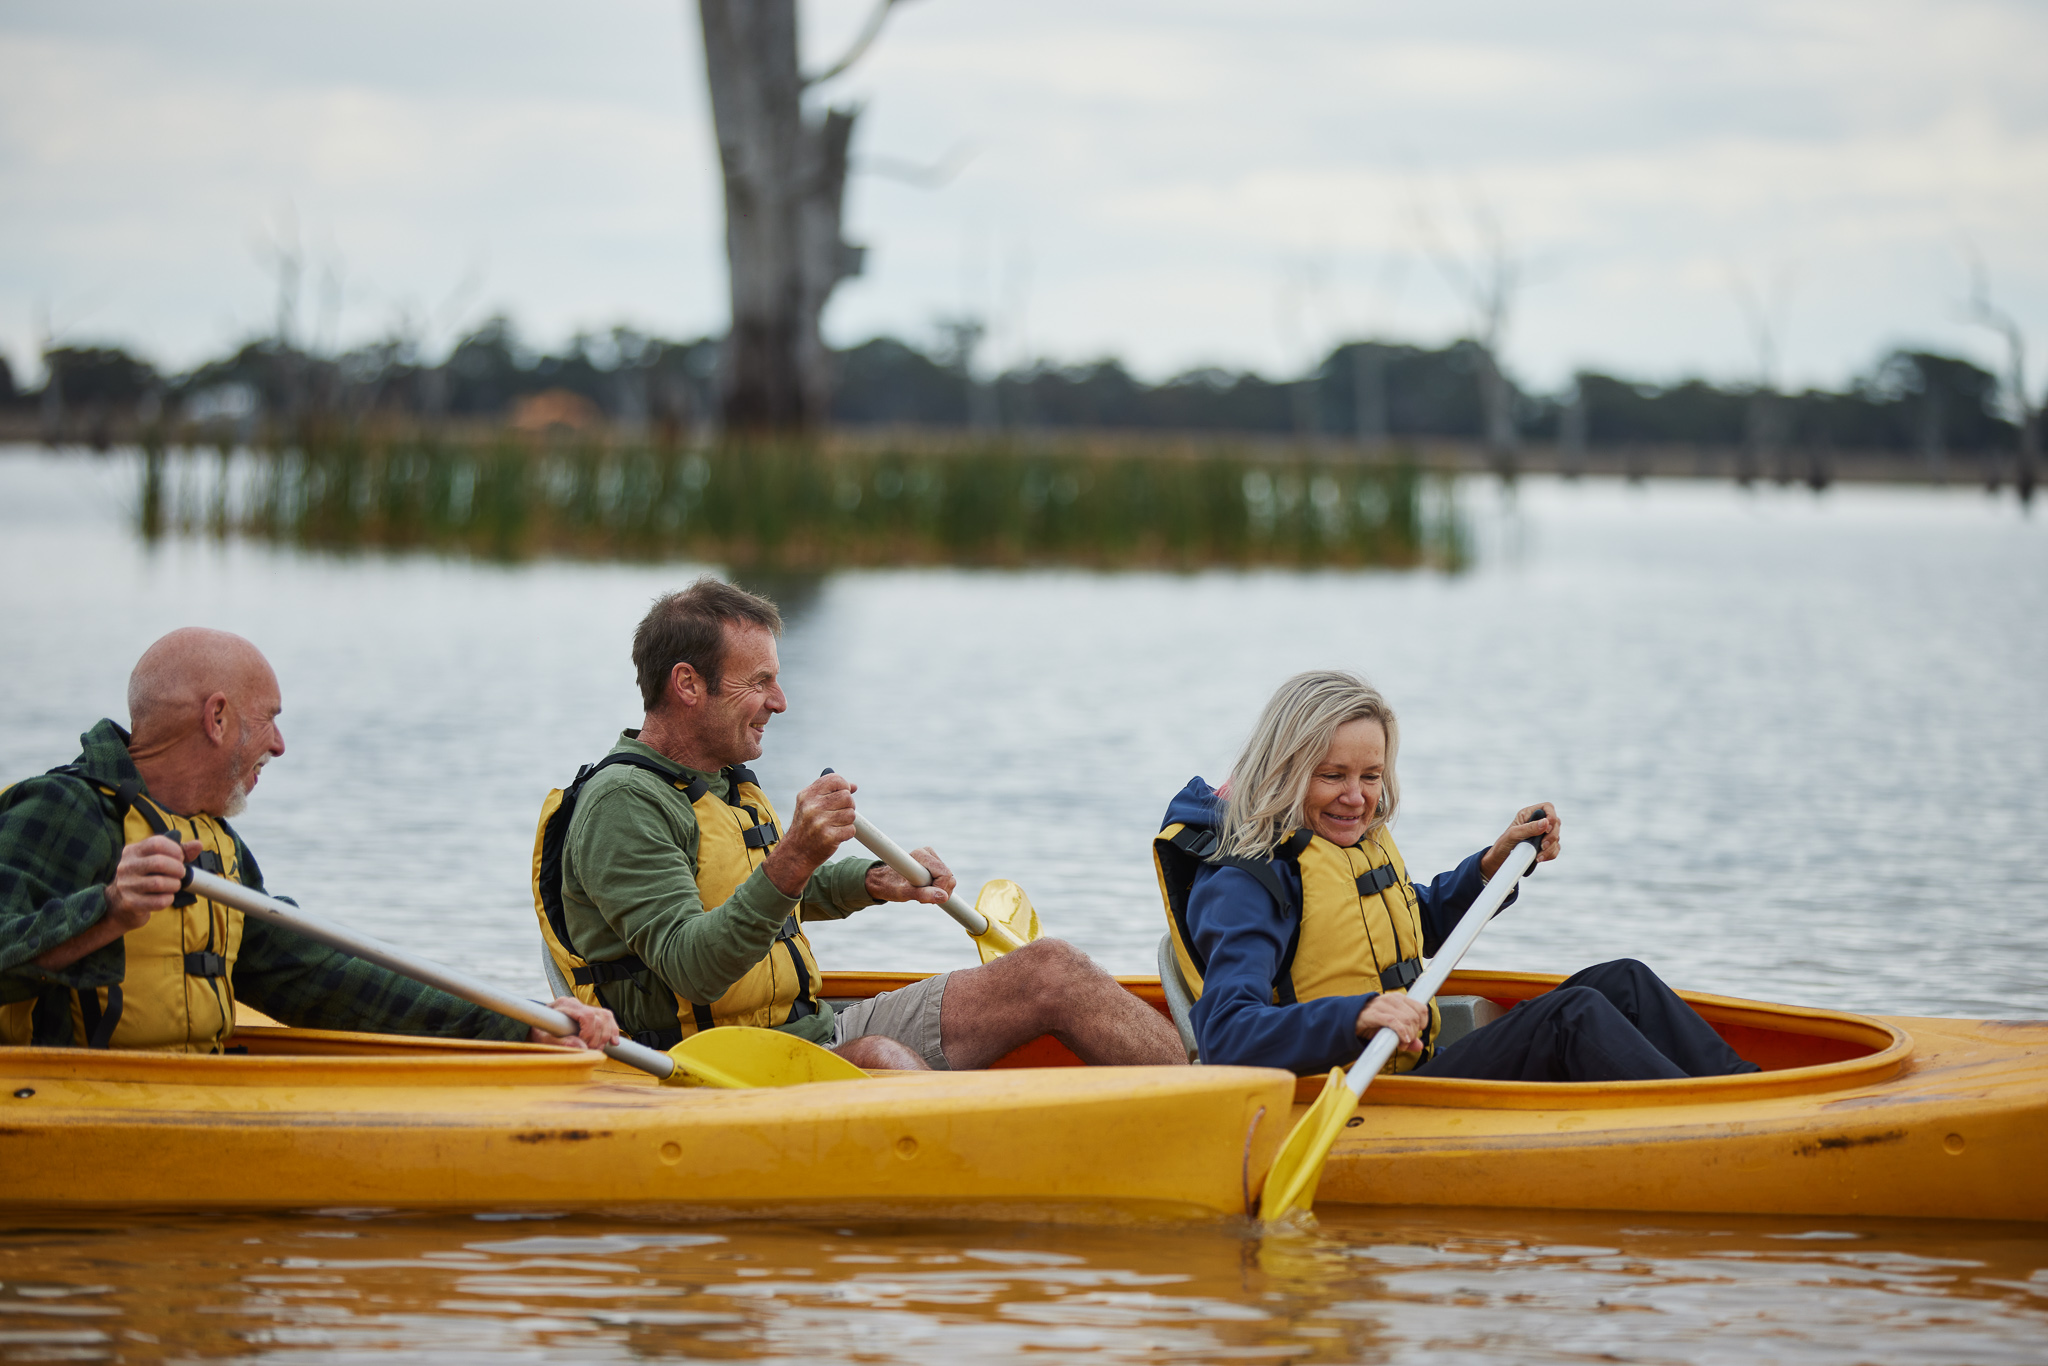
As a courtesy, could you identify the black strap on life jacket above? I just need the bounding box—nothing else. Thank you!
[540,752,798,1035]
[571,956,648,986]
[1378,958,1423,991]
[1266,829,1313,1004]
[1351,860,1420,992]
[115,781,225,908]
[78,985,123,1049]
[536,752,694,961]
[725,764,782,850]
[1156,825,1308,1003]
[1356,863,1400,896]
[776,915,815,1020]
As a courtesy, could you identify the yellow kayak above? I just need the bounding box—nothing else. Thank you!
[0,1019,1290,1220]
[6,969,2038,1223]
[924,966,2044,1224]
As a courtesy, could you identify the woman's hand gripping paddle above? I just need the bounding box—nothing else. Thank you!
[823,770,1040,962]
[180,866,865,1088]
[1256,809,1549,1222]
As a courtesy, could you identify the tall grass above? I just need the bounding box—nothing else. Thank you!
[140,434,1466,570]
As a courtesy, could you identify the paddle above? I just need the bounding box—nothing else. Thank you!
[1256,810,1548,1222]
[821,770,1040,962]
[179,866,865,1088]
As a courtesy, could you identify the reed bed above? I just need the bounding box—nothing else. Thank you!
[138,434,1465,570]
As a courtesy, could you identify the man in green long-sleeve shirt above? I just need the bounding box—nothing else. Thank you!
[2,628,618,1053]
[544,578,1188,1071]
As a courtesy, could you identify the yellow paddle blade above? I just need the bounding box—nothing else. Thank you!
[1257,1067,1358,1221]
[659,1026,870,1089]
[971,879,1042,963]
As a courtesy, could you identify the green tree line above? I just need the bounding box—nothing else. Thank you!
[8,318,2017,457]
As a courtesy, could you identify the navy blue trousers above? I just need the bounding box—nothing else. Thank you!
[1415,959,1759,1082]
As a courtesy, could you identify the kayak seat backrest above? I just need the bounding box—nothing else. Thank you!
[1152,931,1504,1066]
[1434,993,1504,1050]
[1156,933,1202,1063]
[539,944,574,1000]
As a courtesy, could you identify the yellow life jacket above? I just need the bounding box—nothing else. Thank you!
[1154,820,1441,1072]
[532,752,822,1048]
[0,779,244,1053]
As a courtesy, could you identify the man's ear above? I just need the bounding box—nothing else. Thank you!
[667,661,705,710]
[201,692,232,746]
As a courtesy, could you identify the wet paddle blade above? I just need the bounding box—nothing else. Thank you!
[971,879,1042,963]
[1257,1068,1358,1221]
[660,1026,871,1088]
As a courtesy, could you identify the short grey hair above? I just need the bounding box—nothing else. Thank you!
[632,577,783,710]
[1214,670,1401,860]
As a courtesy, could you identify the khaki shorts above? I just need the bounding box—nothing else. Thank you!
[830,971,951,1070]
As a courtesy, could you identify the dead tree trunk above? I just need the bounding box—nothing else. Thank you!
[697,0,872,435]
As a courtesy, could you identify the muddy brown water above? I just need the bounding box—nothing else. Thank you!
[1,1207,2044,1363]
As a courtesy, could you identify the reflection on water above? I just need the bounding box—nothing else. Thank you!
[1,1207,2042,1363]
[133,439,1464,570]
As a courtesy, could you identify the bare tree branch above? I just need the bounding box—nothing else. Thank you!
[1966,249,2030,418]
[856,140,976,188]
[805,0,907,88]
[1965,248,2041,498]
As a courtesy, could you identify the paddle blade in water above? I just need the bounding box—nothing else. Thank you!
[1257,1067,1357,1221]
[660,1026,871,1089]
[972,879,1041,963]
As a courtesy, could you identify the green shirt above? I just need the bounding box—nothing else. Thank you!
[0,720,527,1046]
[558,732,877,1045]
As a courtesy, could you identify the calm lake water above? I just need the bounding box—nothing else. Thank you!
[3,445,2045,1362]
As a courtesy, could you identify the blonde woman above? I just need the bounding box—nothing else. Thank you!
[1153,670,1758,1080]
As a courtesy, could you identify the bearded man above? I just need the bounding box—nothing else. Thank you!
[1,628,617,1053]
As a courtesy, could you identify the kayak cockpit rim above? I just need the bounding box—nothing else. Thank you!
[3,1026,604,1087]
[823,968,1916,1111]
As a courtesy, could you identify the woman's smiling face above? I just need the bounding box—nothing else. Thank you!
[1302,717,1387,846]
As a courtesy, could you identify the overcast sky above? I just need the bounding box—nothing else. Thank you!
[2,0,2043,396]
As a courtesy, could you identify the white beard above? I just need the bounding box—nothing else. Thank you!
[224,745,266,818]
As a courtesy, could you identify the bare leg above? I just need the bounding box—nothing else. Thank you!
[834,1034,928,1070]
[938,938,1187,1069]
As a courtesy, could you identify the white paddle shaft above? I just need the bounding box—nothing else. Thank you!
[1342,838,1538,1096]
[850,814,994,936]
[184,867,675,1078]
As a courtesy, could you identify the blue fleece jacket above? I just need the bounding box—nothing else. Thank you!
[1161,776,1506,1075]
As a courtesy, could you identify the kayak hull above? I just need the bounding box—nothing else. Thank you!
[1307,1009,2048,1223]
[840,968,2045,1224]
[0,1032,1292,1220]
[1086,968,2042,1225]
[5,969,2039,1224]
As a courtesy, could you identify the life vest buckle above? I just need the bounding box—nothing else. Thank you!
[183,950,229,978]
[1378,958,1423,992]
[1356,864,1400,896]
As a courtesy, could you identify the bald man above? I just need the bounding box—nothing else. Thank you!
[0,628,618,1053]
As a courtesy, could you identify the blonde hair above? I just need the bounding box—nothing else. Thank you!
[1214,670,1400,860]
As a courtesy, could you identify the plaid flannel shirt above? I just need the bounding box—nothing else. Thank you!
[1,719,526,1046]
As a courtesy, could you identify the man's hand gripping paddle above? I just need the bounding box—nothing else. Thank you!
[823,770,1040,962]
[1256,808,1550,1222]
[179,866,864,1088]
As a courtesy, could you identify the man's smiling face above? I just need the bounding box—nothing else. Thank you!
[700,623,786,767]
